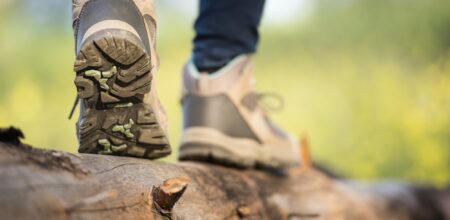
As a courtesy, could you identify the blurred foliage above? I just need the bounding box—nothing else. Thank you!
[0,0,449,186]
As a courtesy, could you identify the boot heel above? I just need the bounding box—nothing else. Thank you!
[74,31,152,108]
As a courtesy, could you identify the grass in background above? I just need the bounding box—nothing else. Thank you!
[0,0,449,186]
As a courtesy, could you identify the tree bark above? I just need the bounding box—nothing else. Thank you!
[0,127,448,220]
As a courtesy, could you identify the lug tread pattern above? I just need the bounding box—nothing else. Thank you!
[74,35,170,159]
[74,37,151,105]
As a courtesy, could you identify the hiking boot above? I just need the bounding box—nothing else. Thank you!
[179,55,300,168]
[71,0,171,158]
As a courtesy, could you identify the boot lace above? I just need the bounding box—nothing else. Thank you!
[255,92,285,113]
[68,95,79,120]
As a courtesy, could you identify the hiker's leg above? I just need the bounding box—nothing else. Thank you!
[71,0,171,158]
[193,0,266,72]
[179,0,300,168]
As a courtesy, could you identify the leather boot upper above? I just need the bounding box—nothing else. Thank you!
[182,55,299,151]
[72,0,158,68]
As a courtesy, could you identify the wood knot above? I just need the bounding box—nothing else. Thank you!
[0,127,24,145]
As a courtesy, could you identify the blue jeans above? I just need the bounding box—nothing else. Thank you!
[193,0,266,72]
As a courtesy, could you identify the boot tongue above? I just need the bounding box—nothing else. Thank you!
[196,73,210,93]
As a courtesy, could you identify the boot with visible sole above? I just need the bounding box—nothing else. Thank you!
[179,55,300,169]
[72,0,171,158]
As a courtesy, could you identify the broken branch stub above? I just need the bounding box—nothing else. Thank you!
[152,176,190,213]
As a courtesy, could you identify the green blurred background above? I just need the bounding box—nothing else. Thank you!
[0,0,449,186]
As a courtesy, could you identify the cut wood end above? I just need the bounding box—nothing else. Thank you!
[160,175,190,194]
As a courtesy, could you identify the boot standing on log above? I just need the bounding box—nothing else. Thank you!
[70,0,300,169]
[71,0,170,159]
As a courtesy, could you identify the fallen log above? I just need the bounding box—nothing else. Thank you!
[0,127,448,220]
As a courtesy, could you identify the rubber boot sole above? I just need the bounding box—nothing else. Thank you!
[74,31,171,159]
[179,128,298,169]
